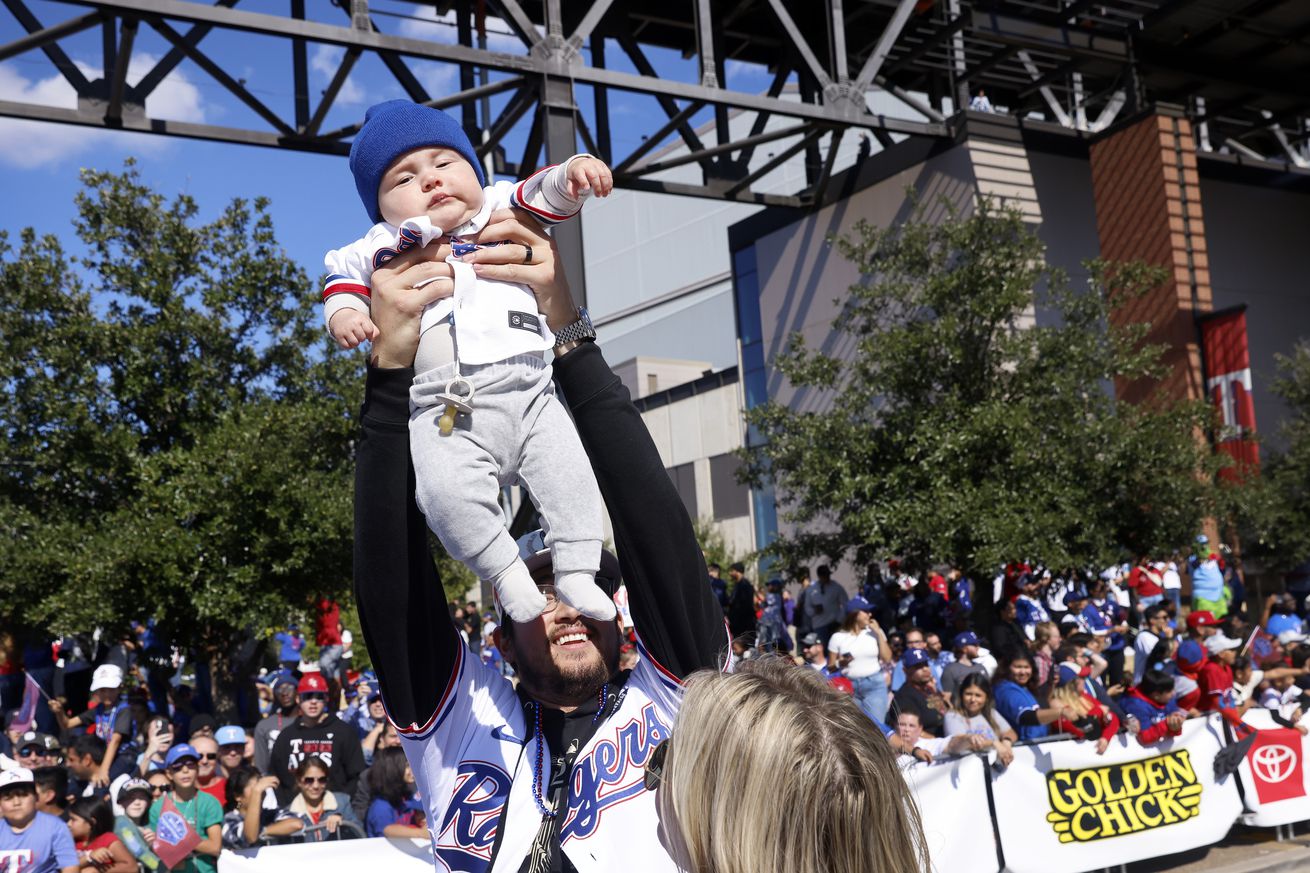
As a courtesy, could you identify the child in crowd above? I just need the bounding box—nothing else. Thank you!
[1121,670,1186,746]
[67,797,136,873]
[0,767,79,873]
[49,666,136,787]
[112,778,161,871]
[149,745,223,873]
[322,100,616,623]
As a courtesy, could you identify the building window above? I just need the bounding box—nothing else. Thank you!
[709,453,750,519]
[667,462,697,519]
[647,373,659,395]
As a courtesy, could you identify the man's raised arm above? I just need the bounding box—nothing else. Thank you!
[352,244,461,731]
[554,343,726,679]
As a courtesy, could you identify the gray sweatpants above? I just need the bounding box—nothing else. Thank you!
[409,355,603,582]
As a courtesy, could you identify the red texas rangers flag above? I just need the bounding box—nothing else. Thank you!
[1199,306,1259,481]
[1246,728,1307,805]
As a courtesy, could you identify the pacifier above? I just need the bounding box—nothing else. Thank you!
[435,377,475,436]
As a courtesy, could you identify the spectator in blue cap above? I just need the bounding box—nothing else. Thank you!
[828,596,892,723]
[215,726,248,775]
[151,744,223,873]
[890,648,948,736]
[1060,588,1092,634]
[939,631,989,702]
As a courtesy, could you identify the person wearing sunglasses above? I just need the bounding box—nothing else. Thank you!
[147,744,222,873]
[353,213,724,871]
[13,731,62,769]
[647,657,928,873]
[267,674,365,806]
[190,736,227,806]
[287,756,361,841]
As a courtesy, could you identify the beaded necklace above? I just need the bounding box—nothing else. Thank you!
[529,683,610,819]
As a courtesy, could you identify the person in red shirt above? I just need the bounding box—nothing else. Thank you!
[1198,631,1249,730]
[1050,665,1120,754]
[190,736,227,806]
[1128,555,1165,611]
[314,596,345,704]
[1172,640,1205,713]
[67,796,137,873]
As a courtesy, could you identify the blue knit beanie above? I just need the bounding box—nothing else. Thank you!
[349,100,486,224]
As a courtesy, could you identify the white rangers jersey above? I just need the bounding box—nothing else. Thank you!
[398,637,684,873]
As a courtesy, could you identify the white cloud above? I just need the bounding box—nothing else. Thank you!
[394,3,533,55]
[309,45,365,106]
[0,54,206,169]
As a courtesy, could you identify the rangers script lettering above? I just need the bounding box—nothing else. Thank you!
[434,761,511,872]
[563,704,671,842]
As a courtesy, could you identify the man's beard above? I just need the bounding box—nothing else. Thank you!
[519,645,618,706]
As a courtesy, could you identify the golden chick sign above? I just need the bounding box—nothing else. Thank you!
[1045,750,1203,842]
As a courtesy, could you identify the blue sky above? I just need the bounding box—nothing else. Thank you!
[0,0,779,285]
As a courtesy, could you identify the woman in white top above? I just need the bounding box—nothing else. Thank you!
[942,673,1017,766]
[828,596,892,723]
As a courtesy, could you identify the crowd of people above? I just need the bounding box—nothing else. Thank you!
[0,635,431,871]
[710,537,1310,767]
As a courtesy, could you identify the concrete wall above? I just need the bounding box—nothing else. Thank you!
[1200,176,1310,449]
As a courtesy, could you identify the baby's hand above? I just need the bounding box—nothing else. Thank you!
[329,309,379,350]
[567,156,613,199]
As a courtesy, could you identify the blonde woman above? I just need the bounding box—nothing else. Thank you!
[649,657,928,873]
[1049,666,1120,754]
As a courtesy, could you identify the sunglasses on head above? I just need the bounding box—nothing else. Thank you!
[299,775,327,785]
[643,738,670,792]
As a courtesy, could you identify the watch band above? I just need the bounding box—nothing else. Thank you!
[552,308,597,348]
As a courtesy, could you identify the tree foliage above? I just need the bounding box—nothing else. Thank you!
[740,198,1223,580]
[1237,342,1310,571]
[0,162,360,655]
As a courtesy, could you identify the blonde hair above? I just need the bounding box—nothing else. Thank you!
[1032,622,1058,650]
[1049,681,1091,717]
[659,657,928,873]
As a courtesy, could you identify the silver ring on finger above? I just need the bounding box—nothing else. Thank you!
[522,244,533,265]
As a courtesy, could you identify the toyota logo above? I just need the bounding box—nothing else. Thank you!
[1253,744,1299,784]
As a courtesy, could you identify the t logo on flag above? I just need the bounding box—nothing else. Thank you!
[1246,729,1306,804]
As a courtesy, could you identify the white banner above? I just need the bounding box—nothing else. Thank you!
[1236,708,1310,827]
[902,754,1000,873]
[218,837,433,873]
[990,715,1241,873]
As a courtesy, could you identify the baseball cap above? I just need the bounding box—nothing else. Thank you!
[90,664,123,692]
[1186,610,1219,630]
[17,731,59,753]
[165,744,200,768]
[952,631,980,649]
[1205,633,1242,655]
[1175,640,1205,673]
[845,596,872,614]
[1278,630,1309,646]
[903,648,930,669]
[513,529,622,597]
[0,768,35,790]
[1196,534,1209,545]
[1055,665,1081,687]
[117,777,152,802]
[1063,588,1088,606]
[298,673,329,695]
[800,632,822,647]
[188,714,217,737]
[215,726,247,747]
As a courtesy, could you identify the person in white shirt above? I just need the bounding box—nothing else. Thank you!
[829,597,892,723]
[1161,560,1183,614]
[1132,605,1173,685]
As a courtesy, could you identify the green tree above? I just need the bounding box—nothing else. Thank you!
[0,163,360,714]
[1237,341,1310,571]
[740,198,1222,589]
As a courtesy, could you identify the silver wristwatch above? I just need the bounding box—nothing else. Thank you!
[552,308,597,348]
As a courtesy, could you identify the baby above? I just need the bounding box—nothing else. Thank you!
[323,100,615,623]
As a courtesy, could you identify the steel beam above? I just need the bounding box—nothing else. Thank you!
[852,0,919,94]
[3,0,92,94]
[0,8,99,64]
[105,15,136,124]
